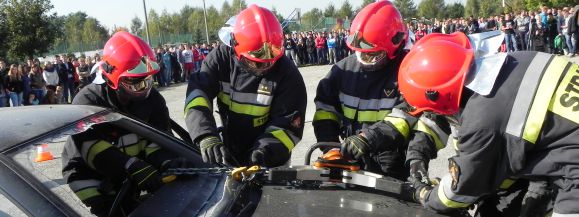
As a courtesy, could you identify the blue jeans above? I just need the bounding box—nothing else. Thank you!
[63,79,75,103]
[565,34,576,55]
[0,91,6,107]
[161,68,171,86]
[505,33,518,52]
[8,92,23,106]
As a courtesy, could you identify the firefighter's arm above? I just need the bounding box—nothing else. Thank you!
[417,129,501,213]
[251,66,307,167]
[312,67,342,143]
[407,113,452,165]
[184,48,222,143]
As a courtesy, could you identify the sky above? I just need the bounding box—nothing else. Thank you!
[51,0,466,30]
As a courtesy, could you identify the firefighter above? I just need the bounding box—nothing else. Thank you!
[313,1,411,179]
[397,32,579,216]
[184,5,307,167]
[62,31,182,216]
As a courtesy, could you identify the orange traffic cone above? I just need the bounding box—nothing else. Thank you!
[34,144,54,162]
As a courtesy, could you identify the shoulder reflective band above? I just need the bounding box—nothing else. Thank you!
[383,116,410,140]
[548,63,579,124]
[437,175,477,208]
[506,54,570,143]
[270,129,296,152]
[313,110,340,123]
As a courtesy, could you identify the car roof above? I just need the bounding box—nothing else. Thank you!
[0,105,108,150]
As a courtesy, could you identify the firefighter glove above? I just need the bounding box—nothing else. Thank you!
[250,148,267,166]
[125,157,163,192]
[409,160,431,186]
[340,134,372,160]
[199,135,232,165]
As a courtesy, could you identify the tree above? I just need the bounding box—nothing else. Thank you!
[301,8,323,30]
[479,0,502,18]
[324,3,336,17]
[337,1,354,19]
[417,0,445,18]
[3,0,61,60]
[358,0,375,11]
[464,0,479,17]
[130,16,143,36]
[231,0,247,14]
[445,2,465,19]
[0,1,8,59]
[394,0,417,19]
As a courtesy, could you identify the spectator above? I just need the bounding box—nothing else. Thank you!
[326,32,337,64]
[76,57,92,91]
[315,32,326,65]
[161,48,172,87]
[182,45,194,80]
[502,13,518,52]
[43,61,59,92]
[0,60,7,107]
[170,47,181,83]
[515,11,530,50]
[29,64,45,101]
[546,12,560,54]
[27,92,39,105]
[284,33,298,66]
[306,33,317,64]
[155,48,165,86]
[5,64,24,106]
[177,44,185,80]
[297,34,308,65]
[193,44,202,73]
[18,65,31,105]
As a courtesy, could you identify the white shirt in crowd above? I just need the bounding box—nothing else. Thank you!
[182,49,193,63]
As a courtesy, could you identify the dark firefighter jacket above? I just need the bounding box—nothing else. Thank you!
[62,83,172,216]
[313,54,449,177]
[421,51,579,213]
[184,44,307,167]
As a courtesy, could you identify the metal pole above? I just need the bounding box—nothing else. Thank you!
[202,0,210,44]
[142,0,152,46]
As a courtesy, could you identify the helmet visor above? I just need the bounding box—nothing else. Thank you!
[127,57,160,75]
[239,56,274,75]
[119,75,153,93]
[245,42,283,62]
[355,50,387,65]
[346,31,376,50]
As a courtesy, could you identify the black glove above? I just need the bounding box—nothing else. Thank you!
[125,157,163,192]
[199,135,231,165]
[340,134,372,160]
[409,160,431,186]
[250,148,267,166]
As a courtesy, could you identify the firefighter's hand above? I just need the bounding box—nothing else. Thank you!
[409,160,431,186]
[340,134,371,160]
[402,176,433,205]
[199,136,231,165]
[250,148,267,166]
[125,157,163,192]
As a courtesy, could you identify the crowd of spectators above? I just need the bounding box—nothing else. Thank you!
[153,42,218,87]
[282,29,354,67]
[408,5,578,56]
[0,54,101,107]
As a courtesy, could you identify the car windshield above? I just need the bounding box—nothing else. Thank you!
[3,113,122,216]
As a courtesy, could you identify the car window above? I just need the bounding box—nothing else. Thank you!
[0,191,26,217]
[5,124,95,217]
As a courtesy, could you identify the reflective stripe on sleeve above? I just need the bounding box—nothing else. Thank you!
[313,110,340,123]
[75,187,101,201]
[383,116,410,139]
[267,127,300,152]
[84,140,113,169]
[499,178,517,189]
[414,118,448,150]
[437,175,478,208]
[184,89,212,116]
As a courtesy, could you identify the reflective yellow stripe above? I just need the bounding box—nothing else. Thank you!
[218,92,270,116]
[341,105,356,120]
[270,130,295,152]
[87,141,113,169]
[184,96,210,116]
[437,185,470,208]
[414,121,445,150]
[121,140,147,157]
[499,178,516,189]
[383,116,410,139]
[357,110,390,122]
[75,187,101,201]
[145,146,161,156]
[548,63,579,124]
[452,138,459,151]
[523,57,569,144]
[313,110,339,122]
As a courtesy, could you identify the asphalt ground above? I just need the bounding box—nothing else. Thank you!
[159,55,578,179]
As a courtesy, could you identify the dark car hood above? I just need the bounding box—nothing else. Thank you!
[253,185,446,217]
[0,105,107,151]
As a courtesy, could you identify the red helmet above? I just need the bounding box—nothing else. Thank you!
[100,31,159,90]
[232,5,284,66]
[398,32,474,116]
[347,0,407,60]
